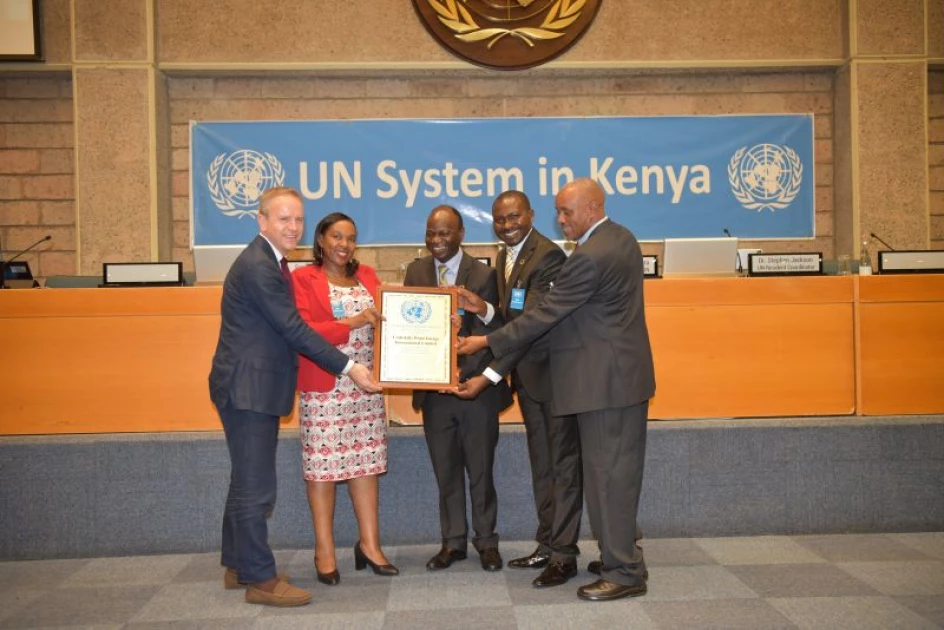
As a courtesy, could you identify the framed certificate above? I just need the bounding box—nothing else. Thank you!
[375,285,458,389]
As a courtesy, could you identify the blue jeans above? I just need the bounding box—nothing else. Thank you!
[219,407,280,584]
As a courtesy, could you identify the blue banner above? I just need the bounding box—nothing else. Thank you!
[191,115,814,246]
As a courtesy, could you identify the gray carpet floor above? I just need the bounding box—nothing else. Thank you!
[1,533,942,629]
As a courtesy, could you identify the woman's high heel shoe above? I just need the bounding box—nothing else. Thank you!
[354,541,399,576]
[315,558,340,585]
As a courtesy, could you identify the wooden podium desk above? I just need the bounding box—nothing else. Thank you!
[644,275,855,419]
[0,276,861,435]
[0,287,223,435]
[856,274,944,415]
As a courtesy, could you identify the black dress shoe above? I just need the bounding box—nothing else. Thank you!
[577,578,647,601]
[426,547,467,571]
[316,569,340,586]
[532,561,577,587]
[588,560,648,580]
[354,542,399,576]
[508,549,550,569]
[479,547,503,571]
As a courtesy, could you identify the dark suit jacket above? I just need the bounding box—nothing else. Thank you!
[490,230,566,403]
[208,235,349,417]
[488,220,656,417]
[404,251,511,411]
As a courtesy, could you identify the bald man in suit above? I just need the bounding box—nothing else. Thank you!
[458,179,655,601]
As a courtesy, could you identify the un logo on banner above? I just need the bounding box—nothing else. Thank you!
[401,299,432,324]
[206,150,286,218]
[727,144,803,212]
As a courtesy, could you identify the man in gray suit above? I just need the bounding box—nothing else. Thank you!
[209,186,381,607]
[458,178,655,601]
[454,191,583,588]
[404,205,511,573]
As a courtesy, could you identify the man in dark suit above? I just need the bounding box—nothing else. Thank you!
[209,186,381,607]
[404,205,511,573]
[458,178,655,601]
[454,191,584,589]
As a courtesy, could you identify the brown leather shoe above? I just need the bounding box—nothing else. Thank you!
[577,578,647,601]
[245,580,311,607]
[223,568,289,590]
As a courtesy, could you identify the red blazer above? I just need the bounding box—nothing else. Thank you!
[292,263,382,392]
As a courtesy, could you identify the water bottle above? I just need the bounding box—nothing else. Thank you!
[859,235,872,276]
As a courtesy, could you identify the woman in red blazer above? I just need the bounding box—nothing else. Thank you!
[293,212,397,585]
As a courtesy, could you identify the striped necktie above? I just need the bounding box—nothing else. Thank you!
[437,264,449,286]
[504,248,515,282]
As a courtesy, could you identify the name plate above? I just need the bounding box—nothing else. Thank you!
[878,251,944,274]
[643,255,659,278]
[748,253,823,276]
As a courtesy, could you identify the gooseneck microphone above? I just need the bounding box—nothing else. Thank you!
[869,232,896,252]
[722,228,742,273]
[0,234,52,289]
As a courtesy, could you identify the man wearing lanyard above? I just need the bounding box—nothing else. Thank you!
[457,179,656,601]
[454,191,583,588]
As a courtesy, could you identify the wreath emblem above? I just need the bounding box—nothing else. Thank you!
[427,0,586,49]
[207,150,285,219]
[727,144,803,212]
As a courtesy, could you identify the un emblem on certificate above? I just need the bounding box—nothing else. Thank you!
[728,143,803,212]
[402,299,433,324]
[206,149,286,218]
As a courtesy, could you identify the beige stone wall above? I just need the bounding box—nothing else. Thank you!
[157,0,845,65]
[932,70,944,250]
[0,75,76,278]
[169,71,836,277]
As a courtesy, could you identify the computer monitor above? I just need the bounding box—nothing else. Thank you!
[192,246,246,284]
[662,237,739,277]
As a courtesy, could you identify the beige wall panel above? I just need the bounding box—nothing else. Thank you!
[856,62,928,250]
[567,0,844,62]
[158,1,445,64]
[157,0,843,64]
[74,69,152,273]
[854,0,926,56]
[40,0,71,64]
[929,0,944,58]
[74,0,149,62]
[833,65,854,256]
[932,70,944,247]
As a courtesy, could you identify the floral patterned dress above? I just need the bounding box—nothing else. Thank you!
[299,282,387,482]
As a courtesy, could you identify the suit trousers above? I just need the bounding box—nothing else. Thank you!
[219,407,280,583]
[516,380,583,562]
[421,391,500,552]
[577,401,649,587]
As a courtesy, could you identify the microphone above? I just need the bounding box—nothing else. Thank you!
[869,232,896,252]
[722,228,742,274]
[1,234,51,289]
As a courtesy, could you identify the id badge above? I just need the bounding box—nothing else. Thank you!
[331,301,345,319]
[509,288,526,310]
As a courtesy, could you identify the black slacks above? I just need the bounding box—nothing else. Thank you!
[516,379,583,562]
[422,389,501,551]
[577,400,649,586]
